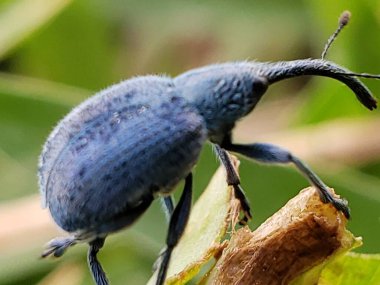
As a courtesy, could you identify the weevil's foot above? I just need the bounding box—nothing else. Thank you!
[238,214,250,226]
[331,198,350,219]
[41,236,77,258]
[316,187,350,219]
[238,202,253,226]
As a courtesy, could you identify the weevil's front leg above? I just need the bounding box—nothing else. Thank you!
[156,173,193,285]
[88,238,109,285]
[223,141,350,218]
[214,144,252,225]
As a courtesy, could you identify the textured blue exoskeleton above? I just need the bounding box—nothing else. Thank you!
[39,59,377,285]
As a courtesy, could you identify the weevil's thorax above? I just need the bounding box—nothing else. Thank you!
[174,63,268,143]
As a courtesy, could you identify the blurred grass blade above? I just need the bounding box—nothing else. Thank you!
[0,72,90,106]
[0,0,74,59]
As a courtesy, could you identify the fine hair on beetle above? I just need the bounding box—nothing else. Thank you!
[38,10,379,285]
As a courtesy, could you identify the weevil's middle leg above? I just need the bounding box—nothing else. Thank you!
[214,144,252,225]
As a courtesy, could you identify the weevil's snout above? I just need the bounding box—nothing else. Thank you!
[260,59,377,110]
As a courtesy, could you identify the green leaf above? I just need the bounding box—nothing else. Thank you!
[147,162,237,285]
[319,252,380,284]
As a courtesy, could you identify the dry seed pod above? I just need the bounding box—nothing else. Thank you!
[203,187,360,285]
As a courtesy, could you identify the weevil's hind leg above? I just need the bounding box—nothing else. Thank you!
[88,238,109,285]
[161,195,175,222]
[214,144,252,225]
[41,236,77,258]
[153,196,174,272]
[153,196,175,271]
[223,142,350,218]
[156,173,193,285]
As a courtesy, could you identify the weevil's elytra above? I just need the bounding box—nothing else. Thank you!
[42,77,207,233]
[39,14,380,285]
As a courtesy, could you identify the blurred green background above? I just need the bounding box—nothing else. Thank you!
[0,0,379,284]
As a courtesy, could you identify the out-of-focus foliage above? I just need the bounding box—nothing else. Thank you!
[0,1,379,285]
[0,0,74,59]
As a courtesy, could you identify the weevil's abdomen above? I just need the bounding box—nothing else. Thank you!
[40,77,207,234]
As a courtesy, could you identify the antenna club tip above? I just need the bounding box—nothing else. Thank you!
[339,10,351,26]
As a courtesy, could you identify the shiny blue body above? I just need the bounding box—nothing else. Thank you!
[39,63,267,236]
[38,59,376,238]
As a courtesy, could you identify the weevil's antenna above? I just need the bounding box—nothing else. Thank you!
[320,11,380,80]
[321,10,351,60]
[335,71,380,79]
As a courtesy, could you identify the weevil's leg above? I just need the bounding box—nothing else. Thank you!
[41,236,77,258]
[153,196,174,272]
[156,173,193,285]
[214,144,252,225]
[161,195,175,222]
[223,142,350,219]
[88,238,109,285]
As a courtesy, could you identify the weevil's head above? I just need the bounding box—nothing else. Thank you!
[174,62,269,143]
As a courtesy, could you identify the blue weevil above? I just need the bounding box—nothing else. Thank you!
[39,11,379,285]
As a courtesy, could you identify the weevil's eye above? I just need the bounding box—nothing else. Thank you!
[252,76,269,98]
